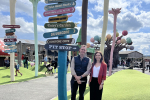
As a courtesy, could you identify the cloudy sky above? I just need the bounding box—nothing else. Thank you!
[0,0,150,55]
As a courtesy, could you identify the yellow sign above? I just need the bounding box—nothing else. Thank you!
[48,16,68,23]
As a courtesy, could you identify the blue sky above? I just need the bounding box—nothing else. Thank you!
[0,0,150,55]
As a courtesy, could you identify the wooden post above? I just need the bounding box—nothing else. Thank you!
[81,0,88,45]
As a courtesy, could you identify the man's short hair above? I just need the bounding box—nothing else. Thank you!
[80,45,87,49]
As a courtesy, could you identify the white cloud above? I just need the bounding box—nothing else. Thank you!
[76,6,82,15]
[0,0,42,18]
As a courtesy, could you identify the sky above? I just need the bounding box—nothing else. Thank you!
[0,0,150,55]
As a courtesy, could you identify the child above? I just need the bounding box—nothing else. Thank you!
[14,62,22,76]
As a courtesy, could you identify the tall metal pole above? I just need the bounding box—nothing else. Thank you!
[29,0,40,76]
[81,0,88,45]
[100,0,109,55]
[9,0,16,81]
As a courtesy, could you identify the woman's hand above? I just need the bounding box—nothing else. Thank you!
[99,84,103,90]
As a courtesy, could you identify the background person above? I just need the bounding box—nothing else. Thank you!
[89,51,107,100]
[14,62,22,76]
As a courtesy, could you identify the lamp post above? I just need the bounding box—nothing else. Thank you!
[29,0,40,76]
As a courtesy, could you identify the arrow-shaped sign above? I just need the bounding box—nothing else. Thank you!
[45,44,79,51]
[44,1,76,11]
[43,28,78,38]
[48,16,68,23]
[45,0,76,3]
[4,42,16,46]
[43,7,75,17]
[44,23,75,28]
[4,35,17,39]
[3,25,20,28]
[5,29,16,33]
[4,49,17,53]
[4,38,17,42]
[5,32,14,36]
[4,46,17,49]
[46,38,75,44]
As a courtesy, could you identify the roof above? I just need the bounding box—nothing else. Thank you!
[0,38,46,45]
[119,51,135,54]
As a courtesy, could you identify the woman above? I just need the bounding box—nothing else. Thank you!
[89,51,107,100]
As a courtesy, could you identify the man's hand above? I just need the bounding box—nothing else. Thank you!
[77,80,81,84]
[75,76,81,81]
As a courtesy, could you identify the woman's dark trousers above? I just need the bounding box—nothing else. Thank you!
[90,77,103,100]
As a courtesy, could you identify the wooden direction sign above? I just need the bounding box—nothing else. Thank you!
[4,38,17,42]
[6,32,14,36]
[4,49,17,53]
[45,44,79,51]
[44,23,75,28]
[48,16,68,23]
[43,7,75,17]
[4,42,16,45]
[3,25,20,28]
[5,29,15,33]
[4,46,17,49]
[4,35,17,39]
[44,1,76,11]
[43,28,78,38]
[46,38,75,44]
[45,0,76,3]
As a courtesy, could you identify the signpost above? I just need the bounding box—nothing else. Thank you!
[45,0,76,3]
[44,22,75,28]
[44,1,76,11]
[43,28,78,38]
[45,44,79,51]
[4,46,17,49]
[46,38,75,44]
[43,7,75,17]
[6,32,14,36]
[48,16,68,22]
[5,29,15,33]
[3,25,20,28]
[4,38,17,42]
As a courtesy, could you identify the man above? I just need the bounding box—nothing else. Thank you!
[71,45,91,100]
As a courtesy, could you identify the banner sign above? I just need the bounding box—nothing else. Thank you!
[43,28,78,38]
[3,25,20,28]
[46,38,75,44]
[48,16,68,23]
[4,42,16,45]
[44,23,75,28]
[44,1,76,11]
[43,7,75,17]
[4,38,17,42]
[4,49,17,53]
[45,44,79,51]
[4,46,17,49]
[45,0,76,3]
[5,29,15,33]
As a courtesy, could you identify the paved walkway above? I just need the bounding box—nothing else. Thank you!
[0,66,149,100]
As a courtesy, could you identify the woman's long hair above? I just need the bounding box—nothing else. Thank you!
[93,51,104,65]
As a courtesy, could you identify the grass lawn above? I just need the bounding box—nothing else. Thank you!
[53,69,150,100]
[0,66,46,85]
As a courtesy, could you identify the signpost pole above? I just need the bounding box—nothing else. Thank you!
[58,14,67,100]
[29,0,40,76]
[9,0,16,82]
